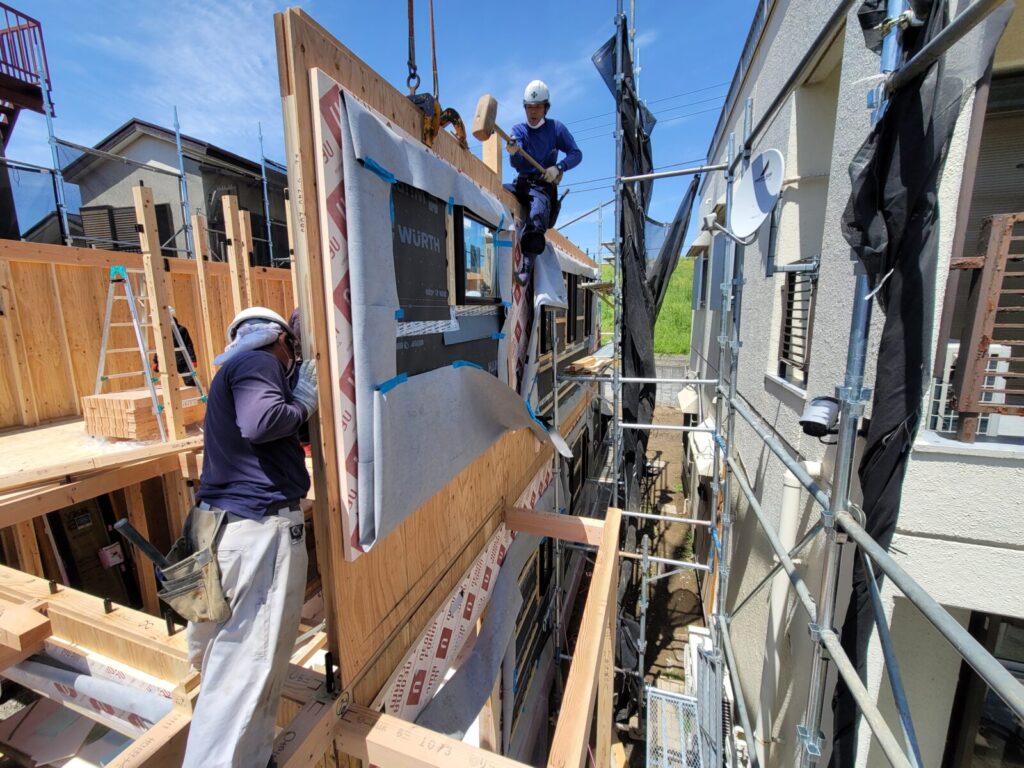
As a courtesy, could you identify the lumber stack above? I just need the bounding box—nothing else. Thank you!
[82,387,205,440]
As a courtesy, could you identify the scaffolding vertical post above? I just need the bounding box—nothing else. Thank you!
[798,269,873,764]
[35,42,70,247]
[259,122,277,267]
[638,534,650,730]
[551,305,565,698]
[611,4,625,507]
[173,107,195,259]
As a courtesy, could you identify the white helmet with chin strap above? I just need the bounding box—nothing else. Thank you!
[523,80,550,106]
[226,306,293,341]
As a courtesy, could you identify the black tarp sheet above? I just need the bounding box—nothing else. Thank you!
[831,2,1012,764]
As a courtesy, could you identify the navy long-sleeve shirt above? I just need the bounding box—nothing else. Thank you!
[197,349,310,519]
[510,119,582,177]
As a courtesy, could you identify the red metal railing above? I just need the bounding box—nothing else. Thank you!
[0,3,49,94]
[951,211,1024,441]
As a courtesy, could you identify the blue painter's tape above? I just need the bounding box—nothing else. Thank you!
[491,332,506,340]
[362,156,396,184]
[710,527,724,557]
[389,189,395,224]
[376,373,407,394]
[452,360,483,370]
[501,300,512,310]
[497,212,505,231]
[494,239,514,248]
[394,308,405,320]
[447,196,455,215]
[524,399,548,431]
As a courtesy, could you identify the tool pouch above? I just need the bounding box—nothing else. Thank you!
[158,506,230,624]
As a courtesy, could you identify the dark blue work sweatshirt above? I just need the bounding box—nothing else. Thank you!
[196,349,310,519]
[509,119,582,177]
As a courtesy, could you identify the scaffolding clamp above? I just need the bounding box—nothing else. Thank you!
[797,724,824,759]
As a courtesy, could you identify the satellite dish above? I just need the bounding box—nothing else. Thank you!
[729,148,785,239]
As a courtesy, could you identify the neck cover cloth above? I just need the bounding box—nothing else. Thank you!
[214,322,283,366]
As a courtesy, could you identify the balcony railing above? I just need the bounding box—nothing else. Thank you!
[0,2,49,111]
[947,212,1024,442]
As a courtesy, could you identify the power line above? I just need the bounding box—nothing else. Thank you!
[564,80,730,126]
[573,105,723,145]
[567,94,726,140]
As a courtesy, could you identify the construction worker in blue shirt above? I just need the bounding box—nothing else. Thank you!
[505,79,582,284]
[182,306,318,768]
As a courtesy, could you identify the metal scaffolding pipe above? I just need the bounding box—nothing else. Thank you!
[836,510,1024,719]
[720,620,762,768]
[729,395,830,510]
[818,630,914,768]
[558,375,717,385]
[727,456,817,619]
[730,522,823,617]
[619,423,715,433]
[620,509,712,526]
[887,0,1010,93]
[620,162,727,183]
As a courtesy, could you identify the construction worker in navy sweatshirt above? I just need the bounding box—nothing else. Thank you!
[505,79,582,284]
[182,306,318,768]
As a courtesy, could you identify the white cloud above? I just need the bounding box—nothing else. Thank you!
[76,0,284,161]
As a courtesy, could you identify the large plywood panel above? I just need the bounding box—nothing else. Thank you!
[53,264,110,404]
[10,263,76,421]
[0,242,293,428]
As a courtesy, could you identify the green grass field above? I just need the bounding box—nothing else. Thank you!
[599,259,694,355]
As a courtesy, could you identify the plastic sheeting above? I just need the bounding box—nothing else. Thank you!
[371,364,569,547]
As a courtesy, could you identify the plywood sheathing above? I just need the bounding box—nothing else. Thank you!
[0,239,293,432]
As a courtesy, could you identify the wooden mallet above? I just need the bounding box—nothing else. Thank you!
[472,94,547,174]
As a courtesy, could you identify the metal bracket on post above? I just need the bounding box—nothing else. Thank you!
[797,725,824,759]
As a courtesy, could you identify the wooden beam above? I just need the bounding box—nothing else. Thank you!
[190,212,219,385]
[162,470,191,537]
[504,507,604,546]
[223,195,251,314]
[334,704,529,768]
[483,134,502,183]
[547,506,621,768]
[0,259,39,426]
[13,519,44,576]
[0,454,181,528]
[238,208,258,307]
[0,597,50,651]
[0,435,203,494]
[0,565,190,681]
[595,553,618,768]
[124,483,161,616]
[133,185,186,441]
[105,707,191,767]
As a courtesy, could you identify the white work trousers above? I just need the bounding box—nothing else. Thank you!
[182,508,307,768]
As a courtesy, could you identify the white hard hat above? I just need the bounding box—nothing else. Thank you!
[226,306,292,340]
[523,80,550,105]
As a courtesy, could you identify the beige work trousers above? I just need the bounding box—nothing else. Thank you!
[182,507,307,768]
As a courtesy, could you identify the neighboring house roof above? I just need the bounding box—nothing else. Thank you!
[62,117,287,186]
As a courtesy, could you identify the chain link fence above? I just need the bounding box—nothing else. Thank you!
[647,687,703,768]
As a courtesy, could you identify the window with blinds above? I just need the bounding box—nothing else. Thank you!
[777,270,816,386]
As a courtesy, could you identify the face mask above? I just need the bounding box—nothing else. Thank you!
[527,116,546,129]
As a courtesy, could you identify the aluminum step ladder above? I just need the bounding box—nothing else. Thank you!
[94,265,206,442]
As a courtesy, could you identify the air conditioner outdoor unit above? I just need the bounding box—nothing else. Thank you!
[928,341,1024,438]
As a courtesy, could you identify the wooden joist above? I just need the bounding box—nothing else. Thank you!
[504,507,605,546]
[0,597,50,662]
[547,507,621,768]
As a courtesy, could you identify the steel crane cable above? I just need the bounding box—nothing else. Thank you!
[406,0,420,94]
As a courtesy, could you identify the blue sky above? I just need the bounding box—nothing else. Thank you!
[9,0,758,256]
